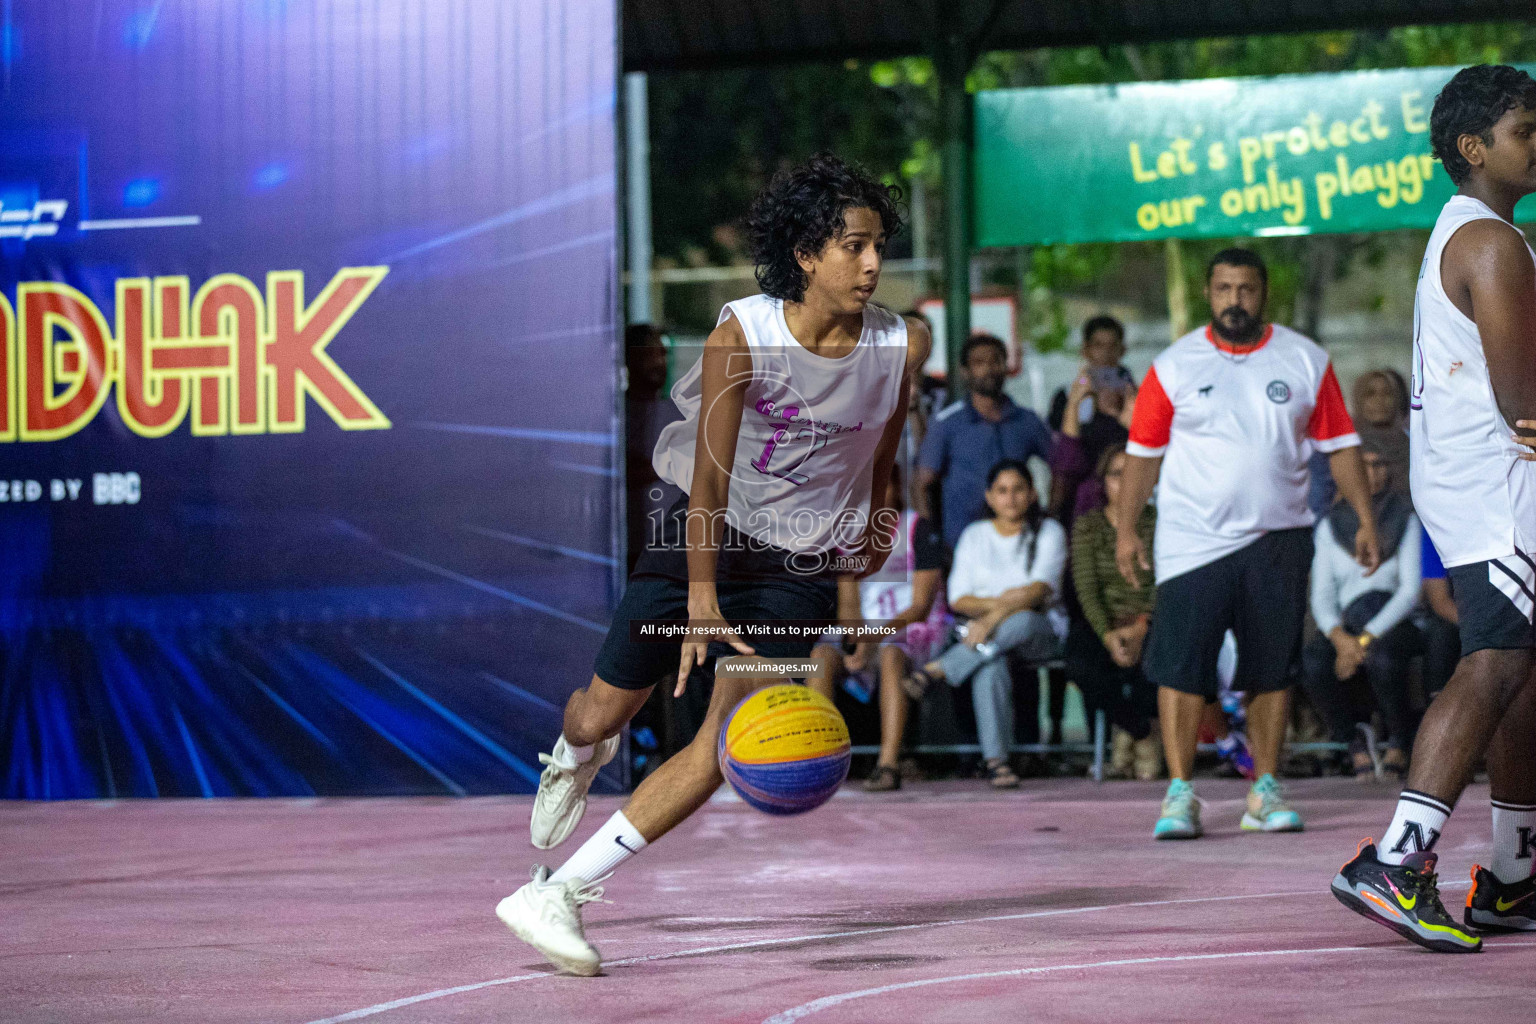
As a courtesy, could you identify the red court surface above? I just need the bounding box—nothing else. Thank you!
[4,778,1534,1023]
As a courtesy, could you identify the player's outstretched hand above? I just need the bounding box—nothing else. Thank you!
[676,607,755,697]
[1512,419,1536,460]
[1115,529,1150,588]
[1354,520,1381,576]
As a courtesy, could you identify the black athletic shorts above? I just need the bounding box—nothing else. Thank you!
[1447,555,1536,656]
[1143,527,1313,700]
[593,496,839,691]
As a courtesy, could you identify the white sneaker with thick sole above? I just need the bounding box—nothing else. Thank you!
[495,865,607,976]
[530,735,620,850]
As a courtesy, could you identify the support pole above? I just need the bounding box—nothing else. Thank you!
[937,29,973,398]
[1164,236,1188,342]
[624,71,653,326]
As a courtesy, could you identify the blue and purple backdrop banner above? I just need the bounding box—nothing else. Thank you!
[0,1,623,797]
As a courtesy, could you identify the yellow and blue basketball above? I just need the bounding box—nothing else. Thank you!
[717,685,851,815]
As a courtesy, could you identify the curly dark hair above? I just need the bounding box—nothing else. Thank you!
[745,153,903,302]
[1431,65,1536,185]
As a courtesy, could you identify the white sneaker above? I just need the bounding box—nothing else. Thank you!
[496,865,606,976]
[530,735,620,850]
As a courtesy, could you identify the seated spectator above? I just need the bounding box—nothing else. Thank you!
[1048,315,1137,522]
[1418,531,1459,703]
[808,470,947,792]
[1299,438,1422,778]
[903,459,1067,788]
[1353,369,1411,493]
[1308,367,1410,518]
[1066,444,1162,780]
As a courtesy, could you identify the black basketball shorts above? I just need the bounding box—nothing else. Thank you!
[1447,551,1536,656]
[592,496,838,691]
[1143,527,1313,700]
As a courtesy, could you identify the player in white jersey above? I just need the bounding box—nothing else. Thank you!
[1333,65,1536,953]
[496,155,931,975]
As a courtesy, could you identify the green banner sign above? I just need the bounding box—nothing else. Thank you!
[975,65,1536,247]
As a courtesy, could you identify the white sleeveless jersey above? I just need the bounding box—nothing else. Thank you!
[1410,194,1536,568]
[652,294,908,554]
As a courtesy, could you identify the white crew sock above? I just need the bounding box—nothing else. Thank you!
[549,811,647,884]
[1490,799,1536,883]
[554,735,594,767]
[1378,789,1452,865]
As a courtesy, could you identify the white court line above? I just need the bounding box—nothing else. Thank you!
[761,947,1370,1023]
[302,887,1332,1023]
[78,215,201,230]
[765,939,1536,1023]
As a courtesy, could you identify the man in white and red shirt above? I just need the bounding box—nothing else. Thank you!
[1115,248,1381,841]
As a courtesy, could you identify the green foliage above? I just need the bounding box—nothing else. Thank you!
[1024,245,1122,352]
[647,22,1536,336]
[648,63,919,265]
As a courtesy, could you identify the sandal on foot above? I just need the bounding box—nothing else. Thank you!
[901,667,937,702]
[987,759,1020,789]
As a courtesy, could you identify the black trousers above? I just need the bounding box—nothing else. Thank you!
[1064,616,1158,741]
[1007,662,1068,747]
[1300,617,1423,749]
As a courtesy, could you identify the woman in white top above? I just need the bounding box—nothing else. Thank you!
[906,459,1067,787]
[1300,436,1422,778]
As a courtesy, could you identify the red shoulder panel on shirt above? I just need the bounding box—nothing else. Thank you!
[1307,363,1356,442]
[1128,364,1173,450]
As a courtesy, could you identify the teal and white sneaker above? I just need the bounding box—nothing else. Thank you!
[1154,778,1203,839]
[1241,773,1303,832]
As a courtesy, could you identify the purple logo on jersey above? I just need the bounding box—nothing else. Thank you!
[1266,380,1292,404]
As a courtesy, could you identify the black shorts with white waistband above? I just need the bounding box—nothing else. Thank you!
[592,496,839,691]
[1447,551,1536,656]
[1143,527,1313,700]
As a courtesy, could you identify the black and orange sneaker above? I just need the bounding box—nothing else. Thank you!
[1465,864,1536,932]
[1331,841,1482,953]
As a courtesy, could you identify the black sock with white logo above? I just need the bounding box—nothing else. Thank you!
[1378,790,1451,866]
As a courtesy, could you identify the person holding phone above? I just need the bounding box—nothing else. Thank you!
[1049,315,1137,520]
